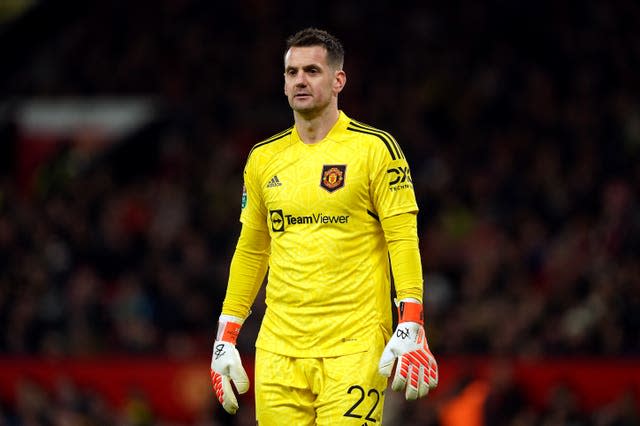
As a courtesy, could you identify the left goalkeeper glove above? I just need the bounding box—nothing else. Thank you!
[210,315,249,414]
[378,299,438,400]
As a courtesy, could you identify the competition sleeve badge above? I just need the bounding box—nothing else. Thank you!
[241,184,247,209]
[320,165,346,192]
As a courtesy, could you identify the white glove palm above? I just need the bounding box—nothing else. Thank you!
[378,300,438,400]
[210,316,249,414]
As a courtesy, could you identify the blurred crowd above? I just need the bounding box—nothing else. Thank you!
[1,0,640,424]
[0,373,239,426]
[1,368,639,426]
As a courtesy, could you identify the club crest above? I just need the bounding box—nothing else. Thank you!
[320,165,346,192]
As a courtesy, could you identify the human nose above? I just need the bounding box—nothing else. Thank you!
[294,71,307,86]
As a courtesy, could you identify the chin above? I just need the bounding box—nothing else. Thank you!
[293,104,317,114]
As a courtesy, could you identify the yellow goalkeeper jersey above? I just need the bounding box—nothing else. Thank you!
[241,111,418,357]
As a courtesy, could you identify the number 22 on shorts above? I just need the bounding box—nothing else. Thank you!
[343,385,384,423]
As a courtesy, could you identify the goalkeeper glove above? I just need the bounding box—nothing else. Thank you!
[378,299,438,400]
[210,315,249,414]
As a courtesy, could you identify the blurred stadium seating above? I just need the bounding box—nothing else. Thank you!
[1,0,639,424]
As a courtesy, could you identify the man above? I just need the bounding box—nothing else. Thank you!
[210,27,438,425]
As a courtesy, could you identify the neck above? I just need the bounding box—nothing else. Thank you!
[294,107,340,144]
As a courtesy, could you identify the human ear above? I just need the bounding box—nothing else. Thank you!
[333,70,346,94]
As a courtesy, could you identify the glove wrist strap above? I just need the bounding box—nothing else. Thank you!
[398,300,424,325]
[216,315,244,344]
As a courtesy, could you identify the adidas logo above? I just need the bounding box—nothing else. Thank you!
[266,175,282,188]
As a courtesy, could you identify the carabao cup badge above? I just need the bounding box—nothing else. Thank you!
[241,184,247,209]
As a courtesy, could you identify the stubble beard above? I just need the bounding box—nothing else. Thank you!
[290,96,331,119]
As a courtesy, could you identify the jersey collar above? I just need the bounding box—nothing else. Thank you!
[291,110,351,145]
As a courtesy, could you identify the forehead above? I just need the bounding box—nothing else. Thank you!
[284,45,329,68]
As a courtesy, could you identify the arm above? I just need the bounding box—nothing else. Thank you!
[222,223,270,318]
[378,212,439,400]
[211,222,270,415]
[381,212,423,302]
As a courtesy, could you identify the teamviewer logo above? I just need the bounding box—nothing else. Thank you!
[270,209,285,232]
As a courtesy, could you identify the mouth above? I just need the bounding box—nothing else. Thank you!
[294,93,311,99]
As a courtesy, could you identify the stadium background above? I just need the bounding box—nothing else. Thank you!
[1,0,639,424]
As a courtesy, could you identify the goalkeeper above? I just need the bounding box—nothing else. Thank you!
[210,27,438,425]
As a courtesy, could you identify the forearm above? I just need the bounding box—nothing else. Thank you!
[381,212,423,302]
[221,224,270,319]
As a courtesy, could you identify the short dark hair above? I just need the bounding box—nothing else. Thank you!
[285,27,345,70]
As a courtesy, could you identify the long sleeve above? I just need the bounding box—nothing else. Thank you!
[221,224,270,319]
[381,212,423,302]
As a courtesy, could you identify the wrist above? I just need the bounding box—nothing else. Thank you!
[397,299,424,326]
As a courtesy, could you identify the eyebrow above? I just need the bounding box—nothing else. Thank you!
[285,64,322,72]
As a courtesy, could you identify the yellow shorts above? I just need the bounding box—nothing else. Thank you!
[255,329,388,426]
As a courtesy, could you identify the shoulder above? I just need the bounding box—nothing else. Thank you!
[247,126,294,160]
[344,119,405,161]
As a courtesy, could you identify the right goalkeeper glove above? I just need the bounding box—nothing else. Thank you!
[378,299,438,400]
[210,315,249,414]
